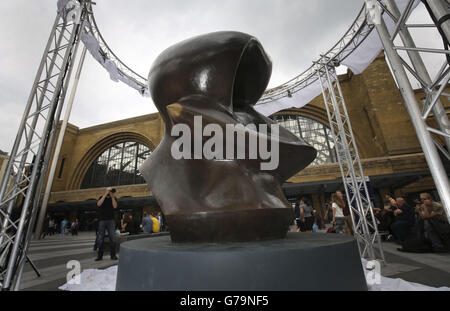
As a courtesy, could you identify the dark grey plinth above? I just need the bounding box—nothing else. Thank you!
[116,232,367,291]
[103,232,170,253]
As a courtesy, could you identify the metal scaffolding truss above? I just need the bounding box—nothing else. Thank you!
[381,0,450,152]
[369,0,450,223]
[0,1,87,290]
[316,61,385,262]
[258,4,375,104]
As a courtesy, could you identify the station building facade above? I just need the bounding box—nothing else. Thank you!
[40,53,450,228]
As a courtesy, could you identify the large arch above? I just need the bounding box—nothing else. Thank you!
[272,111,336,165]
[272,106,367,160]
[68,132,155,190]
[273,106,330,127]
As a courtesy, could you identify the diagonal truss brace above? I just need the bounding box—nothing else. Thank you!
[382,0,450,155]
[316,60,385,263]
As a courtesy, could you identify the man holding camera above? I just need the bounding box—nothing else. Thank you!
[95,187,118,261]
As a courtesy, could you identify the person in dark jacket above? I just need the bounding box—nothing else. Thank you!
[294,202,301,232]
[95,187,118,260]
[121,213,138,235]
[93,218,99,251]
[390,197,415,241]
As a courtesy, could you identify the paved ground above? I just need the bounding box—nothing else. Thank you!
[18,230,450,291]
[20,232,115,291]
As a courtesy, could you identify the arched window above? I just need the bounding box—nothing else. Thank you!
[81,141,152,189]
[272,115,336,165]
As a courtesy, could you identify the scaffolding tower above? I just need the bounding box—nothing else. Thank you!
[0,0,87,290]
[316,60,385,262]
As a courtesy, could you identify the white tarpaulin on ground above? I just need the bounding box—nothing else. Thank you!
[59,265,118,291]
[59,259,450,291]
[361,259,450,291]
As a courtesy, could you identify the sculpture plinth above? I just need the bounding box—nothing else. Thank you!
[116,233,368,291]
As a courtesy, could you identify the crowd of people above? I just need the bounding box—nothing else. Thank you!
[292,190,450,254]
[39,216,80,238]
[292,190,354,234]
[92,187,169,261]
[39,187,168,262]
[41,186,449,257]
[373,193,450,253]
[119,211,165,235]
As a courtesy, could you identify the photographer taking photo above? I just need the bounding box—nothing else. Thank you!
[95,187,118,261]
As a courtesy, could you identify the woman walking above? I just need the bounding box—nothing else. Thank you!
[331,193,346,234]
[299,197,314,232]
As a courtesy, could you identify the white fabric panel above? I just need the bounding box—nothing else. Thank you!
[341,27,384,75]
[117,73,150,96]
[81,32,150,96]
[254,0,420,116]
[104,59,120,82]
[255,78,324,117]
[342,0,420,74]
[57,0,82,23]
[57,0,70,13]
[80,32,104,64]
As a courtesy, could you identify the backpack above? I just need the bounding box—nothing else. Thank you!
[400,236,433,253]
[327,227,336,233]
[430,218,450,250]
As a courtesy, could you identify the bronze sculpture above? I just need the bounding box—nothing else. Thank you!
[140,31,316,243]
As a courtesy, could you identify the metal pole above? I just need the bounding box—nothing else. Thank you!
[385,0,450,151]
[373,8,450,224]
[35,46,87,240]
[424,0,450,41]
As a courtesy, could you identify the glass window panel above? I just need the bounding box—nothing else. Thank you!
[273,114,336,166]
[81,141,152,189]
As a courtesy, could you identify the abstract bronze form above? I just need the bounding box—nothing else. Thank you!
[140,31,316,243]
